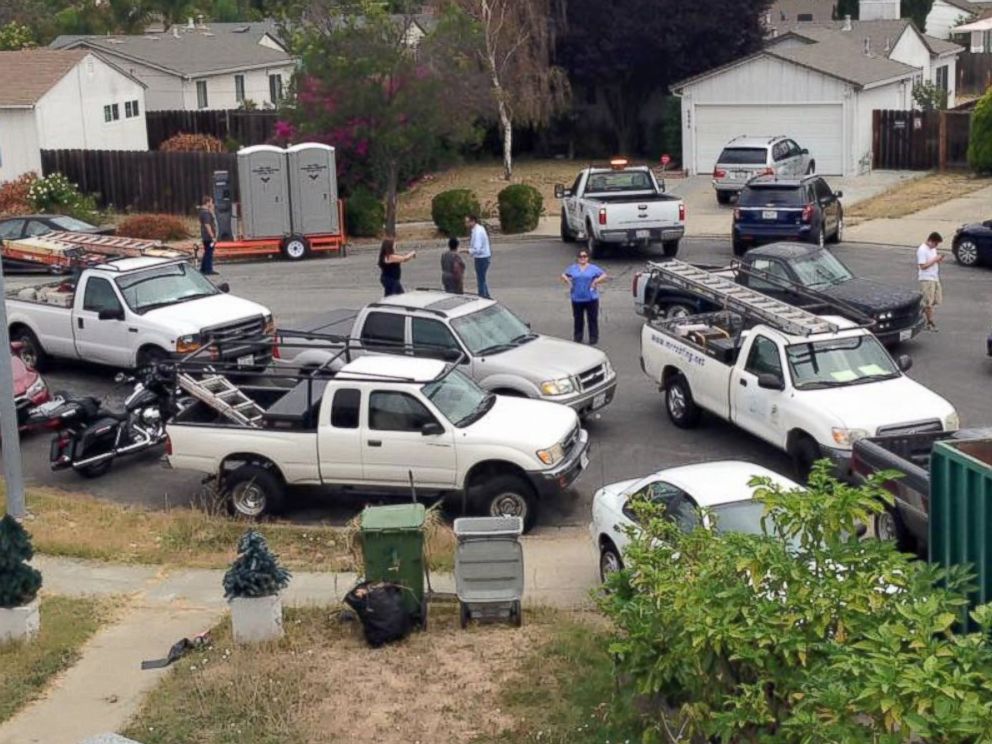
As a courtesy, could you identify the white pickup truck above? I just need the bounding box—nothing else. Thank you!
[640,311,958,477]
[6,257,274,371]
[166,356,590,531]
[555,162,685,259]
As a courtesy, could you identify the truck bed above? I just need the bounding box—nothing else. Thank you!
[6,280,76,308]
[647,311,748,365]
[174,379,330,431]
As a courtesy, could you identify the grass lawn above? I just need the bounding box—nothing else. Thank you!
[1,484,455,573]
[845,172,992,225]
[122,606,643,744]
[0,595,120,724]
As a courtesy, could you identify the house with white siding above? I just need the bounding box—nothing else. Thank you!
[50,26,296,112]
[926,0,992,39]
[0,49,147,181]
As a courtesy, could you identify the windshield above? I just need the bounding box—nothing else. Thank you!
[451,304,532,355]
[791,251,853,288]
[50,215,96,231]
[584,170,655,193]
[739,187,803,207]
[115,262,219,314]
[422,370,491,427]
[718,148,767,166]
[786,335,899,390]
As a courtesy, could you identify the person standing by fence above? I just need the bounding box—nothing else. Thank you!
[378,237,416,296]
[198,196,218,275]
[465,214,492,298]
[561,249,607,344]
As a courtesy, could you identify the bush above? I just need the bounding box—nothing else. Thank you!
[27,173,99,223]
[159,133,225,153]
[346,189,385,237]
[0,514,43,609]
[0,173,36,216]
[431,189,480,237]
[496,184,543,234]
[116,214,190,242]
[968,88,992,174]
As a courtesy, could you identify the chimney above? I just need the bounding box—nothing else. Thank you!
[859,0,901,21]
[884,36,891,53]
[842,14,852,31]
[864,36,871,54]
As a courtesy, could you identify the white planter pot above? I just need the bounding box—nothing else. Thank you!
[230,594,283,644]
[0,599,40,644]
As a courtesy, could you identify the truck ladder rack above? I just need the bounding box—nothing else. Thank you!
[177,373,265,427]
[647,259,841,337]
[43,231,188,258]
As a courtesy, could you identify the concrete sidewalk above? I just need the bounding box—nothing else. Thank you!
[0,529,599,744]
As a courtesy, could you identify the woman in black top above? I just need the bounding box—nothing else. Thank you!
[378,238,416,296]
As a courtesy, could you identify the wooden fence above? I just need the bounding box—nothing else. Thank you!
[145,110,279,151]
[956,52,992,97]
[41,150,238,214]
[872,109,972,171]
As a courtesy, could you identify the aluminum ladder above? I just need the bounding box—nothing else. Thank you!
[177,373,265,427]
[646,259,840,337]
[44,231,188,259]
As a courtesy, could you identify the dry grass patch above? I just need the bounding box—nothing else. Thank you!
[0,595,121,724]
[845,172,992,225]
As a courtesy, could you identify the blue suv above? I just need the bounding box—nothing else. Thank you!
[732,174,843,256]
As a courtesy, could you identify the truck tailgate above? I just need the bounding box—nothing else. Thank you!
[604,197,682,229]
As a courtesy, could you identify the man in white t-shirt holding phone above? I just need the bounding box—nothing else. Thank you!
[917,231,944,332]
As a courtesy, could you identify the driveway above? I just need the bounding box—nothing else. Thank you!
[666,170,923,238]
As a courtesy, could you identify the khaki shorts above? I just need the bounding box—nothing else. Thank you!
[920,280,942,307]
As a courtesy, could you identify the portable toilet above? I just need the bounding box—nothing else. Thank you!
[237,145,291,239]
[287,143,339,236]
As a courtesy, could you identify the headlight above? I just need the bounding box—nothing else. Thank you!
[26,377,46,398]
[603,358,615,378]
[263,314,275,335]
[832,427,869,446]
[540,377,575,396]
[945,412,960,431]
[536,442,565,466]
[176,334,202,353]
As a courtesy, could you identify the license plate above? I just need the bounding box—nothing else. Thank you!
[899,329,912,342]
[237,354,254,368]
[762,210,778,220]
[592,393,607,409]
[733,171,747,180]
[635,229,650,239]
[580,451,589,470]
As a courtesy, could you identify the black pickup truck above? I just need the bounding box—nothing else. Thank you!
[852,428,991,556]
[633,242,924,345]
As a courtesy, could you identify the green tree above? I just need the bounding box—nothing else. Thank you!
[968,87,992,174]
[222,530,291,599]
[912,79,948,111]
[0,20,35,49]
[0,515,43,609]
[602,462,992,741]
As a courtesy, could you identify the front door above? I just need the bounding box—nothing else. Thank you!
[317,386,365,483]
[73,276,133,366]
[730,334,787,447]
[362,390,457,487]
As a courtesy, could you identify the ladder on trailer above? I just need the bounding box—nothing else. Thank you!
[177,373,265,427]
[647,259,842,337]
[43,232,189,258]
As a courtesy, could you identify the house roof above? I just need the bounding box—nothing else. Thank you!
[774,18,964,56]
[51,30,294,77]
[0,49,89,107]
[938,0,984,12]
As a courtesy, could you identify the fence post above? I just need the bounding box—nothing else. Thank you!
[939,110,948,172]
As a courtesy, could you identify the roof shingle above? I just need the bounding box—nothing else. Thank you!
[0,49,88,107]
[768,37,920,85]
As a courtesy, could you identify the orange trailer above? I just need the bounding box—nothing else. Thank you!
[213,200,347,263]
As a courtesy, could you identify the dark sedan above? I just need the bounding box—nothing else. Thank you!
[952,219,992,268]
[0,214,114,242]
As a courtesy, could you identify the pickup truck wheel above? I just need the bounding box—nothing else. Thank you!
[665,375,701,429]
[560,210,575,243]
[586,225,606,259]
[716,191,731,205]
[662,240,679,258]
[789,436,821,481]
[227,464,285,518]
[12,328,49,371]
[481,474,537,533]
[137,346,169,370]
[874,504,916,554]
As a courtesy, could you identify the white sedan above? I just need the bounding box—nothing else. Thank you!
[589,460,803,581]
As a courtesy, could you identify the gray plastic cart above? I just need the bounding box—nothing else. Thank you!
[453,516,524,628]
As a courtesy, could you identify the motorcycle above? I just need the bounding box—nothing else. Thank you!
[49,364,184,478]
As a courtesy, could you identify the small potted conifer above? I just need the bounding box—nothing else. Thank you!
[0,515,43,643]
[223,530,291,643]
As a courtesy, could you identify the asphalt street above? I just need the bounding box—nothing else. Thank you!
[4,236,992,532]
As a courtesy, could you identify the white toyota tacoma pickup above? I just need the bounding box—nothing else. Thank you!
[555,161,685,259]
[5,257,274,371]
[166,356,590,532]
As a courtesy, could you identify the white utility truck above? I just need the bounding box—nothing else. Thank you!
[639,260,958,476]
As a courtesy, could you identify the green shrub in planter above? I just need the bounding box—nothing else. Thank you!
[346,189,385,237]
[222,530,291,600]
[431,189,480,237]
[497,184,543,234]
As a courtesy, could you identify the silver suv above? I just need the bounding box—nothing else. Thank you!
[712,135,814,204]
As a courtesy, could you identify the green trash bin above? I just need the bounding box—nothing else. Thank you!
[359,503,427,626]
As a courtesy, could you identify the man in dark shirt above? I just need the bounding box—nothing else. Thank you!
[198,196,218,275]
[441,237,465,293]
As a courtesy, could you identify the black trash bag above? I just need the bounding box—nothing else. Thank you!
[344,581,413,648]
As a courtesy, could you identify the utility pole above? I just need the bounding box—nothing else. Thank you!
[0,261,26,518]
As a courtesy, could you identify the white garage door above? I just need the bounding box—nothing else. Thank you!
[693,103,845,176]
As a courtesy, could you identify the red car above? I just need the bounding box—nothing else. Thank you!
[11,342,52,430]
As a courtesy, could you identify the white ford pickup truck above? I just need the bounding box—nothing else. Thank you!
[640,310,958,477]
[166,356,590,532]
[5,257,274,371]
[555,161,685,259]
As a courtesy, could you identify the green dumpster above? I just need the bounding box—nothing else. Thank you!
[359,503,427,625]
[929,438,992,630]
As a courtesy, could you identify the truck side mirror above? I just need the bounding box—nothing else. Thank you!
[421,421,444,436]
[896,354,912,372]
[757,373,785,391]
[554,184,570,198]
[98,308,124,321]
[834,191,843,199]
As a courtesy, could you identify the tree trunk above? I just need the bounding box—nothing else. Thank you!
[497,93,513,180]
[384,161,399,236]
